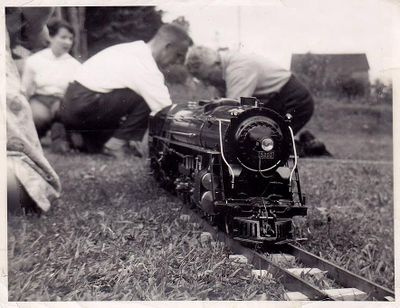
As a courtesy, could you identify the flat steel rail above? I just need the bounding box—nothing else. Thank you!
[177,205,333,300]
[299,157,392,165]
[175,203,394,301]
[282,244,395,301]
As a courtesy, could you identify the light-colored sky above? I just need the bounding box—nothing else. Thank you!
[158,0,400,82]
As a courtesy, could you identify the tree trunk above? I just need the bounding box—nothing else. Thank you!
[67,7,81,59]
[78,7,88,61]
[54,7,63,19]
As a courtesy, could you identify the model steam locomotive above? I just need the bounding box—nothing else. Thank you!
[149,97,307,245]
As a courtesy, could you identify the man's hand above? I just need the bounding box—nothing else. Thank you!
[150,110,158,117]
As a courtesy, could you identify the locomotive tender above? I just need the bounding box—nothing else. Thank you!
[149,97,307,245]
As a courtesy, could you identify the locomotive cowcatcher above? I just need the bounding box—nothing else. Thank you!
[148,97,307,245]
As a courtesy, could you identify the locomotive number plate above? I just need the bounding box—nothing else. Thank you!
[259,151,274,159]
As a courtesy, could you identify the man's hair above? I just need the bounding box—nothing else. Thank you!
[184,45,218,75]
[47,19,75,37]
[154,23,193,46]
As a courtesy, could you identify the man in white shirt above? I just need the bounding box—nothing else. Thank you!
[60,24,193,157]
[184,46,314,135]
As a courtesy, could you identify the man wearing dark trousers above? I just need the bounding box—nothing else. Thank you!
[185,46,330,156]
[60,24,193,158]
[184,45,313,135]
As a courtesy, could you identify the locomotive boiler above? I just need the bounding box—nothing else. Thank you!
[148,97,307,245]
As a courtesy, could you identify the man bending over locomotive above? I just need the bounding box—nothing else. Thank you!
[60,24,193,158]
[184,46,314,135]
[184,46,331,156]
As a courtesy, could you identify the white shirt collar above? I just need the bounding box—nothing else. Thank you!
[43,47,71,60]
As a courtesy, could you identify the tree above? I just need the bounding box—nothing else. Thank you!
[53,7,163,60]
[292,53,330,96]
[53,7,194,85]
[84,7,163,56]
[370,79,392,104]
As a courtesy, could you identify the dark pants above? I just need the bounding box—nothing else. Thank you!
[60,81,151,153]
[257,76,314,135]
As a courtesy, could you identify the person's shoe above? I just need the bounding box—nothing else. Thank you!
[299,130,317,144]
[103,137,129,159]
[298,130,332,157]
[50,122,70,153]
[70,132,84,150]
[128,141,144,158]
[102,143,145,159]
[101,144,137,159]
[304,140,332,156]
[101,146,128,159]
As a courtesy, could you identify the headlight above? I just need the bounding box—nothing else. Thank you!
[261,138,274,152]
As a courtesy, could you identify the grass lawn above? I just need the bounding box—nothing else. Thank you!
[7,97,394,300]
[296,160,394,289]
[8,153,285,301]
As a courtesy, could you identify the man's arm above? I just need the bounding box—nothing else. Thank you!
[131,71,173,112]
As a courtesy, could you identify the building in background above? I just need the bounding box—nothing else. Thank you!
[290,53,370,97]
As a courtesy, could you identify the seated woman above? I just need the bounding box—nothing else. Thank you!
[22,18,80,147]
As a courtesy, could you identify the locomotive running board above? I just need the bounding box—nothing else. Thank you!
[152,135,220,154]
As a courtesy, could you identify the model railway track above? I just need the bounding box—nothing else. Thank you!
[300,157,392,166]
[178,205,395,301]
[273,244,395,301]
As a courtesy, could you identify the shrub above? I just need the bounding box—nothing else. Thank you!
[337,76,367,98]
[292,53,331,96]
[85,7,163,56]
[370,79,392,105]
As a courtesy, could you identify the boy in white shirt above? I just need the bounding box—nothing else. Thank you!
[60,24,193,158]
